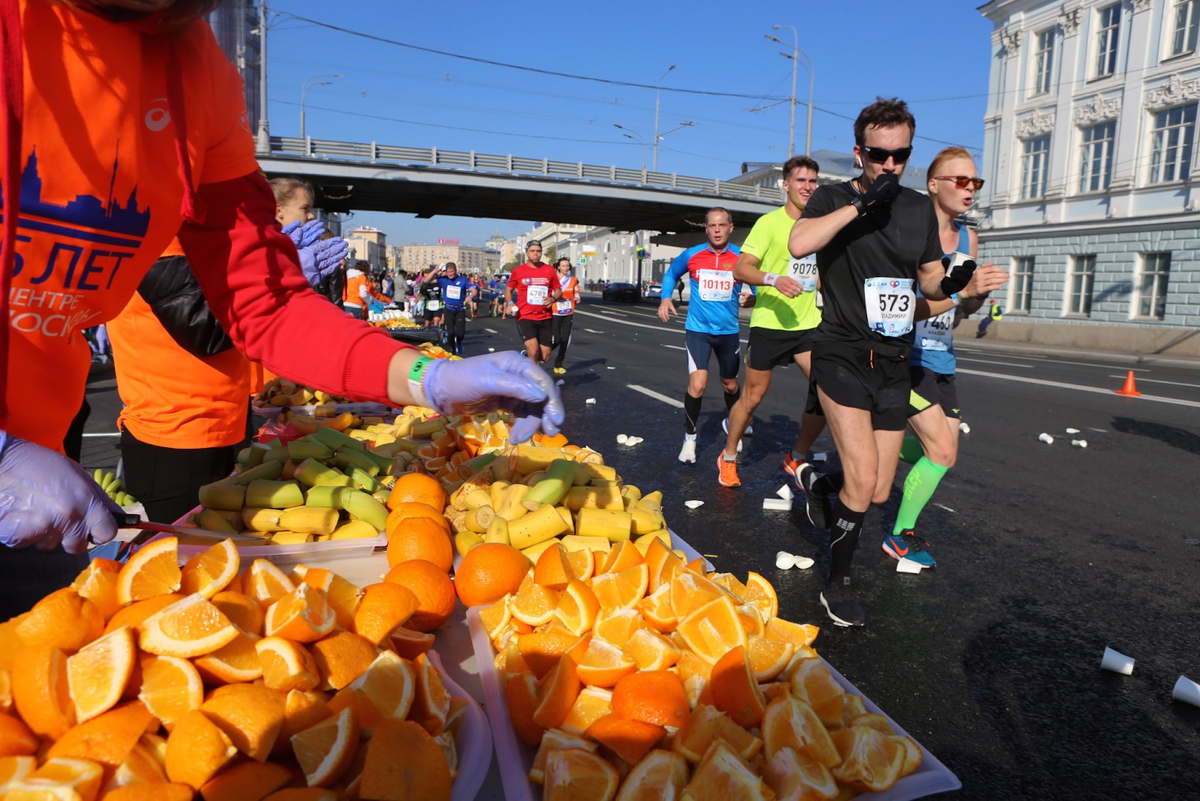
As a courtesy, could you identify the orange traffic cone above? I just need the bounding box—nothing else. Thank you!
[1115,370,1141,397]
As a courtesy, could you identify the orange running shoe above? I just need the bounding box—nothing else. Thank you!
[716,453,741,488]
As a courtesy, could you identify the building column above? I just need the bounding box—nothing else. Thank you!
[1110,0,1156,215]
[1045,8,1084,222]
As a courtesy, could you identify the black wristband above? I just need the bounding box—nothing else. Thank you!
[849,196,866,217]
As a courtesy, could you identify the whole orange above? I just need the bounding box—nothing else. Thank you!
[385,518,454,572]
[383,560,457,632]
[386,502,451,537]
[454,544,531,608]
[387,473,446,514]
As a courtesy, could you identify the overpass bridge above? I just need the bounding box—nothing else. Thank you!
[257,137,779,233]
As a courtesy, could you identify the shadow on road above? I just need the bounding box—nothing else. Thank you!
[1111,416,1200,457]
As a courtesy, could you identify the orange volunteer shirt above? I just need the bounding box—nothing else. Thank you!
[107,239,250,449]
[4,3,259,451]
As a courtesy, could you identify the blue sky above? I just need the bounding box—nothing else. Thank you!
[265,0,997,246]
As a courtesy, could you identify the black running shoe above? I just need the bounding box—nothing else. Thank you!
[798,463,831,530]
[820,576,866,627]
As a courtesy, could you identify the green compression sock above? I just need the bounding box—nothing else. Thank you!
[899,436,925,465]
[893,457,949,535]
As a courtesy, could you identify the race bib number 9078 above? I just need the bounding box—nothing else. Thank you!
[787,256,818,292]
[863,277,915,337]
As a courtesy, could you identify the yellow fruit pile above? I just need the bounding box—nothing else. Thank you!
[475,544,923,799]
[371,317,420,330]
[254,379,352,409]
[0,538,464,800]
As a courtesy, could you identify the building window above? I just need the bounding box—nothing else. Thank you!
[1171,0,1200,56]
[1020,136,1050,199]
[1078,121,1116,192]
[1067,255,1095,316]
[1032,29,1055,95]
[1012,257,1035,313]
[1094,4,1121,78]
[1136,253,1171,319]
[1148,104,1197,183]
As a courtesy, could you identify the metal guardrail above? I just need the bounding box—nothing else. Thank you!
[268,136,778,203]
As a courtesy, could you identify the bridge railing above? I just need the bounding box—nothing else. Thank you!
[269,137,778,203]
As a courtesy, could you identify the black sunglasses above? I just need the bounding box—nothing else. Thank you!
[860,145,913,164]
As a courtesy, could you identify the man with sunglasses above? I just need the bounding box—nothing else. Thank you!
[788,97,979,627]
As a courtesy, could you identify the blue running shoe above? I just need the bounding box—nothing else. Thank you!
[882,530,936,568]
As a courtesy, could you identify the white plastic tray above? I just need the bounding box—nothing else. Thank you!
[466,531,961,801]
[427,649,494,801]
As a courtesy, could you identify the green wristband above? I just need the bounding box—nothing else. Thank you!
[407,356,433,408]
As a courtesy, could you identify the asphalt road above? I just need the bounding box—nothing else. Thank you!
[80,294,1200,799]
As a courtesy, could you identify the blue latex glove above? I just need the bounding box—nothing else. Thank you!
[423,352,565,443]
[298,237,350,289]
[93,324,110,355]
[282,219,326,249]
[0,431,121,554]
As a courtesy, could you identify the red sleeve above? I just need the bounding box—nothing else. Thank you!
[178,173,411,405]
[507,268,521,289]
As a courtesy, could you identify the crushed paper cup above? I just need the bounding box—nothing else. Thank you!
[625,437,643,446]
[762,498,792,511]
[1066,427,1080,434]
[811,452,828,462]
[793,555,815,569]
[775,551,796,569]
[959,421,971,434]
[1038,433,1054,444]
[616,434,628,444]
[1100,646,1134,675]
[606,366,616,370]
[585,398,596,404]
[683,500,704,509]
[776,485,794,501]
[896,558,924,574]
[555,379,565,386]
[1072,439,1088,448]
[488,347,495,352]
[1172,675,1200,707]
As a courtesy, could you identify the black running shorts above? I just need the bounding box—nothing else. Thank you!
[517,317,552,347]
[684,331,741,380]
[908,366,960,419]
[810,340,910,431]
[746,327,814,371]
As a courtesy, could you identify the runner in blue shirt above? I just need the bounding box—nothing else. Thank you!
[425,262,474,355]
[657,208,753,464]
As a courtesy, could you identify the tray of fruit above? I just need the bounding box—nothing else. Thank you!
[251,378,394,419]
[2,540,490,800]
[461,527,961,801]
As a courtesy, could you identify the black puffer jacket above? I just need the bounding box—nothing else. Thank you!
[136,254,233,357]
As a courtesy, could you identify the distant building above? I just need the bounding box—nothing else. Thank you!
[206,2,261,134]
[399,244,500,275]
[976,0,1200,356]
[484,230,506,254]
[512,224,684,288]
[344,226,386,273]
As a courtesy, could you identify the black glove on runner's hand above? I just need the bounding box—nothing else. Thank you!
[940,256,977,296]
[861,173,901,210]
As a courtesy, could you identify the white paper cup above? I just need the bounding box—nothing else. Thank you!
[793,555,815,570]
[1072,439,1088,448]
[616,434,628,444]
[959,422,971,434]
[684,500,704,509]
[762,498,792,511]
[1066,427,1081,434]
[896,558,924,574]
[1172,675,1200,707]
[775,551,796,569]
[1038,433,1054,444]
[777,485,794,501]
[1100,646,1135,675]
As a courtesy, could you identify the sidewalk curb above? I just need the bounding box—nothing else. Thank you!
[956,338,1200,370]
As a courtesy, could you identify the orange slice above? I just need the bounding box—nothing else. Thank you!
[560,685,613,736]
[788,658,846,727]
[710,645,766,728]
[5,757,103,801]
[164,709,238,789]
[503,672,544,748]
[841,694,868,728]
[309,631,376,691]
[137,656,203,728]
[264,583,336,643]
[193,632,263,684]
[592,564,649,611]
[747,635,794,682]
[72,561,121,620]
[245,560,296,608]
[622,627,681,672]
[180,539,240,599]
[532,654,580,730]
[516,624,580,680]
[66,626,135,722]
[348,650,415,727]
[291,566,363,630]
[611,669,689,728]
[554,580,600,636]
[211,591,265,636]
[478,595,512,640]
[831,725,904,793]
[586,713,665,766]
[643,538,684,593]
[17,589,104,654]
[0,755,36,788]
[669,571,724,620]
[673,704,761,764]
[0,714,37,758]
[117,537,182,605]
[575,638,637,688]
[675,595,747,665]
[742,572,778,619]
[46,701,154,774]
[359,719,451,801]
[533,543,576,590]
[598,540,644,575]
[138,594,239,658]
[542,747,618,801]
[199,760,291,801]
[107,731,167,788]
[387,626,435,661]
[682,739,773,800]
[291,705,360,788]
[635,584,677,633]
[11,645,74,740]
[510,573,560,627]
[677,650,713,684]
[529,729,597,785]
[762,745,839,801]
[892,734,924,778]
[276,690,334,757]
[613,749,688,800]
[764,618,819,649]
[351,583,417,646]
[761,694,840,768]
[256,637,321,693]
[410,653,451,736]
[736,604,765,637]
[592,608,643,648]
[201,684,286,763]
[104,594,183,635]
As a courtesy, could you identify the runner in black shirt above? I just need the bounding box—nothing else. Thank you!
[788,98,981,628]
[420,269,444,329]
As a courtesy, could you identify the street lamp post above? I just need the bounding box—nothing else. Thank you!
[300,73,344,141]
[652,65,675,173]
[613,124,647,172]
[766,28,814,157]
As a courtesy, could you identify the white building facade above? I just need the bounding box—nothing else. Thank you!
[976,0,1200,356]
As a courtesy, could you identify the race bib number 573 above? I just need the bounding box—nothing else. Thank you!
[864,277,915,337]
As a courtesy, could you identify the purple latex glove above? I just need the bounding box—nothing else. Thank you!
[298,237,350,289]
[424,352,565,443]
[93,324,110,355]
[282,219,326,249]
[0,431,121,554]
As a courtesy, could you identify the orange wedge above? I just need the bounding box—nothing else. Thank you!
[256,637,320,693]
[586,714,665,766]
[599,540,644,575]
[503,672,544,748]
[410,653,451,736]
[764,618,819,649]
[736,604,765,637]
[16,589,104,654]
[194,632,264,684]
[309,631,376,691]
[622,627,681,672]
[11,645,74,740]
[351,583,418,646]
[683,739,773,800]
[592,608,643,648]
[291,705,359,788]
[574,638,637,689]
[478,595,512,640]
[0,714,37,758]
[592,564,649,611]
[510,573,560,627]
[831,725,904,793]
[72,561,122,621]
[747,635,794,682]
[264,583,336,643]
[710,645,765,728]
[542,747,618,801]
[199,760,291,801]
[635,584,677,633]
[761,694,840,768]
[532,654,580,730]
[742,572,778,619]
[291,566,363,630]
[560,685,613,735]
[0,755,36,788]
[643,538,684,593]
[45,701,154,773]
[762,745,838,801]
[669,571,725,620]
[180,539,240,599]
[892,734,924,778]
[201,684,286,763]
[675,595,746,665]
[165,709,238,789]
[533,544,576,591]
[104,594,183,635]
[359,719,451,801]
[137,655,203,728]
[387,626,435,661]
[245,560,296,609]
[211,591,265,636]
[348,651,415,726]
[613,749,688,800]
[516,624,580,680]
[529,729,597,785]
[5,756,103,801]
[554,580,600,636]
[138,594,240,658]
[276,690,334,756]
[66,626,135,722]
[117,537,182,605]
[673,704,761,764]
[788,658,846,727]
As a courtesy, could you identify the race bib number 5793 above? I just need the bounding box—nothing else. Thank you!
[863,277,915,337]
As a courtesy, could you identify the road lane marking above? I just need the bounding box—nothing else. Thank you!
[484,328,498,334]
[1106,374,1200,389]
[576,309,684,334]
[82,433,121,438]
[662,344,686,351]
[627,384,685,408]
[957,348,1144,370]
[956,357,1035,369]
[584,328,605,334]
[956,368,1200,408]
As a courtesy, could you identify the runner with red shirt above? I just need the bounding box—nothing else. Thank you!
[506,241,562,364]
